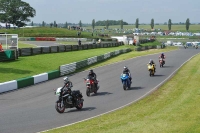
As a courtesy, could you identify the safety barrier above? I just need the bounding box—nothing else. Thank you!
[59,48,131,76]
[18,42,124,57]
[20,37,56,41]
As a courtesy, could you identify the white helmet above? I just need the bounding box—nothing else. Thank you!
[63,77,69,84]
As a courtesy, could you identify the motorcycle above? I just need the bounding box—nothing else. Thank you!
[54,86,84,113]
[159,58,165,67]
[147,63,155,77]
[120,73,131,90]
[195,45,198,49]
[84,77,99,96]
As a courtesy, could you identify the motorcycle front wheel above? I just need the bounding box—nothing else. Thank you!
[123,81,127,90]
[86,88,90,96]
[55,101,65,113]
[94,86,98,94]
[149,70,154,76]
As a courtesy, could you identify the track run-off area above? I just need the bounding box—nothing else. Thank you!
[0,47,199,133]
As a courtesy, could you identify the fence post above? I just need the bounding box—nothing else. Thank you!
[31,48,33,55]
[49,46,51,53]
[57,46,59,52]
[18,48,21,56]
[41,47,43,54]
[64,45,66,52]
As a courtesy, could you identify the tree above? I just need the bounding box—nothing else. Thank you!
[42,21,45,27]
[120,19,123,29]
[65,21,68,28]
[106,20,109,29]
[79,20,82,27]
[0,0,36,27]
[31,21,34,26]
[92,19,95,30]
[50,23,53,28]
[186,18,190,31]
[150,18,154,29]
[54,21,57,27]
[168,19,172,30]
[135,18,139,28]
[95,20,128,26]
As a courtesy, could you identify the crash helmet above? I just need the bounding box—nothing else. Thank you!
[63,77,69,84]
[124,66,128,71]
[89,69,93,74]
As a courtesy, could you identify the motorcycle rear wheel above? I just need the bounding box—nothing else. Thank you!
[55,101,65,113]
[76,97,83,110]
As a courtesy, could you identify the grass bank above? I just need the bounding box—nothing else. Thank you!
[0,46,177,83]
[44,49,200,133]
[0,27,94,38]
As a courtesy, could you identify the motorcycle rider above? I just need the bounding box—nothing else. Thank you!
[123,66,132,83]
[195,44,198,49]
[87,69,98,89]
[61,77,74,104]
[159,53,166,64]
[149,59,156,72]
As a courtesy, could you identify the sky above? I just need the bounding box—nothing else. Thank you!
[23,0,200,24]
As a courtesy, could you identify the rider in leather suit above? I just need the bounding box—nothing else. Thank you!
[87,69,98,88]
[123,66,132,83]
[149,59,156,72]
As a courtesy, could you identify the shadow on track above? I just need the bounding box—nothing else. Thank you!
[127,86,145,90]
[91,92,112,96]
[161,66,172,68]
[65,107,96,113]
[153,74,165,77]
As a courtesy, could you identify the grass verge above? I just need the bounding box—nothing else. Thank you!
[44,49,200,133]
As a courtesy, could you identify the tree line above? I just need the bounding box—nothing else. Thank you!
[0,0,192,31]
[135,18,191,31]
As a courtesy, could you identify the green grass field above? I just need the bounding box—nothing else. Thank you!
[44,48,200,133]
[0,45,177,83]
[0,27,93,38]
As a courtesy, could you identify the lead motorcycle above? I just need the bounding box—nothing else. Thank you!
[120,73,131,90]
[147,63,156,77]
[84,77,99,96]
[54,86,84,113]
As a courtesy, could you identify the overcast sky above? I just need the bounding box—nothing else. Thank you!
[23,0,199,24]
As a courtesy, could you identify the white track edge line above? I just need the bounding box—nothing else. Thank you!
[39,49,195,133]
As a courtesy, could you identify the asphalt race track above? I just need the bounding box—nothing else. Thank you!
[21,41,62,47]
[0,46,199,133]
